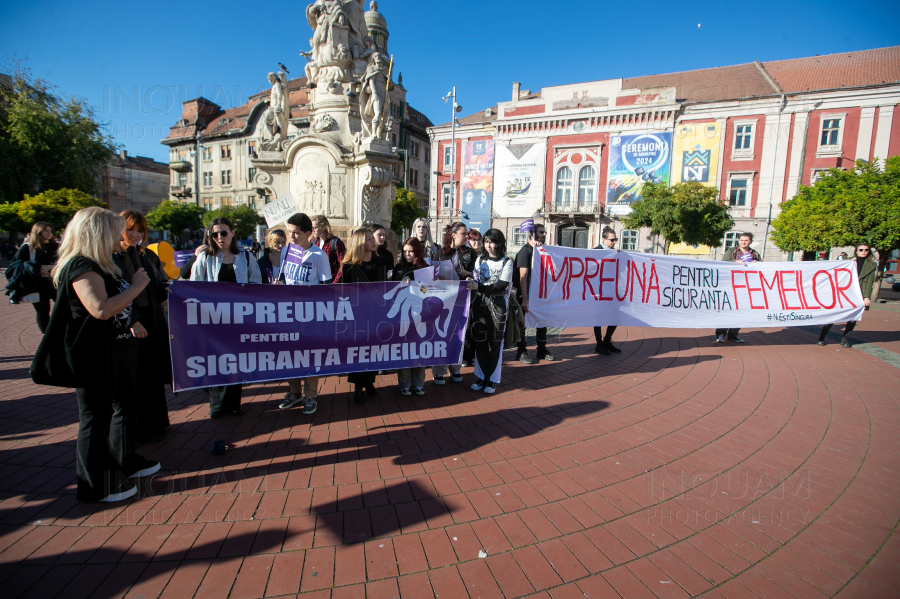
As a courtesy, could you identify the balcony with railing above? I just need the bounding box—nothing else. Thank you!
[169,160,192,172]
[550,199,601,214]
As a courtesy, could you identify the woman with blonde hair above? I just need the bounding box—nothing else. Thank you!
[311,214,346,279]
[412,217,440,263]
[257,228,287,284]
[34,207,161,502]
[13,221,59,332]
[113,210,172,443]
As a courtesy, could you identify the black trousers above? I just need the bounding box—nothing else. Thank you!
[593,326,617,346]
[819,321,856,341]
[516,290,547,355]
[715,328,741,338]
[32,299,51,333]
[74,350,138,501]
[348,371,377,388]
[209,384,242,414]
[471,313,504,382]
[125,309,170,439]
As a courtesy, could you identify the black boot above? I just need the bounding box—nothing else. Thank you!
[594,344,611,356]
[354,385,365,404]
[604,340,622,354]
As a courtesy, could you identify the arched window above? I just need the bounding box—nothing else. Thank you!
[555,167,573,210]
[577,166,596,209]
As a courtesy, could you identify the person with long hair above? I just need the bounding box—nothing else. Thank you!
[462,228,486,366]
[311,215,346,279]
[336,227,388,403]
[432,222,475,385]
[14,221,59,332]
[113,211,172,443]
[190,217,262,417]
[816,243,878,348]
[468,229,486,260]
[467,229,514,393]
[412,217,440,263]
[391,237,429,396]
[368,223,394,269]
[45,207,161,501]
[257,228,287,284]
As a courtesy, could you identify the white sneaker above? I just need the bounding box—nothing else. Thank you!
[715,334,726,343]
[101,484,137,502]
[279,392,303,409]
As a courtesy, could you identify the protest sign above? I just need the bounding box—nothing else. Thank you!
[261,192,297,228]
[525,246,865,329]
[168,280,470,390]
[173,250,195,268]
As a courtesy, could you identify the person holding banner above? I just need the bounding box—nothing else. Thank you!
[311,215,346,279]
[462,229,486,366]
[817,243,877,348]
[113,210,172,443]
[258,228,287,284]
[391,237,430,396]
[513,220,556,364]
[42,207,161,502]
[468,229,514,393]
[715,232,761,343]
[277,214,332,413]
[337,227,388,402]
[593,229,622,356]
[412,217,440,264]
[190,217,262,418]
[432,222,475,384]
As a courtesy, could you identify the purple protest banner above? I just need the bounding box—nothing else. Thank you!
[168,280,471,390]
[173,250,195,268]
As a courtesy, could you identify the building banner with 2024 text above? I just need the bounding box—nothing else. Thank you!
[606,132,672,216]
[168,280,470,390]
[492,141,546,218]
[524,245,864,329]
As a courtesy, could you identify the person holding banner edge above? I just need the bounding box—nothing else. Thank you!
[593,229,622,356]
[513,220,556,364]
[391,237,430,396]
[190,217,262,418]
[715,232,761,343]
[432,222,475,384]
[276,213,332,413]
[816,243,877,348]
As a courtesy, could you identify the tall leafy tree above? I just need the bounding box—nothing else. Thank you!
[772,157,900,273]
[201,204,261,238]
[0,61,116,204]
[0,188,103,234]
[391,185,425,238]
[622,181,734,254]
[146,201,205,241]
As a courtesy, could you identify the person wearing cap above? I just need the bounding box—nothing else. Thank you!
[512,219,556,364]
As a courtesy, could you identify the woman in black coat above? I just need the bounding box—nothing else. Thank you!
[113,211,172,443]
[15,221,59,333]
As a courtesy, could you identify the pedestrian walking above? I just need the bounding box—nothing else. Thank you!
[816,243,878,348]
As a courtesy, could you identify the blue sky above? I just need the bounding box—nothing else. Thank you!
[2,0,897,163]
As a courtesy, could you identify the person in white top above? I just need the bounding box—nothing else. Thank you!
[277,213,332,414]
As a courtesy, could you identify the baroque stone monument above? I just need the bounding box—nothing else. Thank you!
[251,0,398,229]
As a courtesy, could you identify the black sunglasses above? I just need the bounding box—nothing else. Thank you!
[210,230,231,239]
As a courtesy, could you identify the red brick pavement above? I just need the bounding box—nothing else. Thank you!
[0,283,898,598]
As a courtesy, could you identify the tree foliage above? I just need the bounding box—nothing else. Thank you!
[391,185,426,238]
[772,157,900,271]
[146,201,205,240]
[0,60,116,204]
[0,188,104,233]
[622,181,734,253]
[201,204,261,238]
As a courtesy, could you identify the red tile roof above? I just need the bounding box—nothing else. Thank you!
[623,62,778,102]
[762,46,900,92]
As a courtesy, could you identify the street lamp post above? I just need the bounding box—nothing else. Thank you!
[442,87,462,222]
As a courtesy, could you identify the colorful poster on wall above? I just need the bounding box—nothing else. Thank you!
[461,140,494,233]
[671,122,721,185]
[606,132,672,215]
[492,141,546,218]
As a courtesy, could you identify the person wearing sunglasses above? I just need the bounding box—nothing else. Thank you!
[593,229,622,355]
[190,217,262,418]
[817,243,877,348]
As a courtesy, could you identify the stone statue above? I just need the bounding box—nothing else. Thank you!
[359,52,392,140]
[303,0,367,95]
[261,71,289,150]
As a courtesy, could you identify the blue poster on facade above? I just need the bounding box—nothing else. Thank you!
[606,132,672,215]
[461,140,494,233]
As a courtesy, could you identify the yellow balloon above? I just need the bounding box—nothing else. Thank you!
[147,241,180,280]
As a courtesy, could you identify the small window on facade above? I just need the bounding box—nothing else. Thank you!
[724,232,742,249]
[556,167,573,207]
[443,145,454,170]
[221,144,232,159]
[735,125,753,150]
[821,119,841,146]
[248,141,257,156]
[621,230,638,251]
[248,167,257,182]
[202,147,212,160]
[578,166,596,207]
[512,226,527,247]
[442,184,451,209]
[178,173,188,187]
[729,178,748,206]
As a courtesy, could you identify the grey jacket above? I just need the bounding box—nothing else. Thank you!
[190,249,262,284]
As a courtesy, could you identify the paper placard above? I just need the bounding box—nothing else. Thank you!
[173,250,195,267]
[261,193,297,228]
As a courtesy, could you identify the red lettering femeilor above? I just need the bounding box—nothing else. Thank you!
[583,258,600,301]
[760,271,778,309]
[745,271,766,309]
[812,270,835,309]
[647,261,661,304]
[540,253,569,300]
[731,270,747,309]
[797,270,811,309]
[615,258,630,301]
[779,271,804,310]
[834,267,857,308]
[565,258,584,301]
[598,259,615,301]
[630,262,646,302]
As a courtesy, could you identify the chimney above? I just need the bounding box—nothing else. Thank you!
[119,150,127,159]
[512,82,520,102]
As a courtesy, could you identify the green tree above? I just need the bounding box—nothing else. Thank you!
[0,60,116,204]
[0,188,104,234]
[391,185,426,238]
[622,181,734,254]
[201,204,261,238]
[146,201,205,241]
[772,157,900,274]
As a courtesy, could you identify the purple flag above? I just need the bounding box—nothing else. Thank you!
[173,250,195,268]
[168,280,471,390]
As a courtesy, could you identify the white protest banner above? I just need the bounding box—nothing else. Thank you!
[261,192,297,228]
[525,245,865,329]
[413,265,437,283]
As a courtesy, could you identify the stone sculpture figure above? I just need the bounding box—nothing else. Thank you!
[261,71,289,150]
[303,0,367,95]
[359,53,391,140]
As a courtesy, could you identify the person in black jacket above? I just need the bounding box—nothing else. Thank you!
[257,228,286,284]
[368,223,394,272]
[336,227,388,403]
[432,222,475,384]
[113,211,172,443]
[593,229,621,355]
[716,233,762,343]
[391,237,429,396]
[14,222,59,332]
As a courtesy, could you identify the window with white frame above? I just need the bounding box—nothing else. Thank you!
[220,144,231,159]
[727,174,752,207]
[815,113,846,157]
[731,120,757,159]
[820,118,841,147]
[178,173,188,187]
[555,166,573,209]
[221,170,231,185]
[441,183,452,210]
[203,171,212,187]
[577,166,597,208]
[443,145,455,171]
[724,232,742,249]
[512,226,527,247]
[621,230,638,251]
[202,146,212,161]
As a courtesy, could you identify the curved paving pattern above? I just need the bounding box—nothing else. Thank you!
[0,291,898,599]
